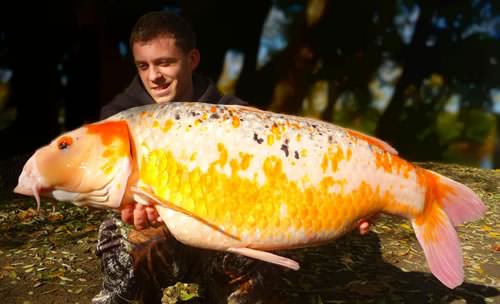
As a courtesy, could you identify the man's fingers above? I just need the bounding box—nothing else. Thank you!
[133,204,148,230]
[121,204,134,225]
[359,220,370,235]
[145,206,161,227]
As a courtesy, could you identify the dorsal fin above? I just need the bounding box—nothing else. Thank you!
[344,129,398,155]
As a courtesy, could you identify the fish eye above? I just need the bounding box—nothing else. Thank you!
[57,136,73,150]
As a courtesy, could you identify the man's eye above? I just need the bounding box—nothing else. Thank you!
[159,61,170,67]
[137,64,148,70]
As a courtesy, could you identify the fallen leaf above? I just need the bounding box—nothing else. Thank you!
[58,275,73,282]
[47,212,64,222]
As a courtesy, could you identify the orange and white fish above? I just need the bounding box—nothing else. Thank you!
[14,102,486,289]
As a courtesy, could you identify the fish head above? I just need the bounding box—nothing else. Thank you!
[14,120,133,210]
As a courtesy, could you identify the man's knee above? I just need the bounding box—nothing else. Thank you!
[93,216,137,303]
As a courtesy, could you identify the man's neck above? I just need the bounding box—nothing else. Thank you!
[182,84,194,101]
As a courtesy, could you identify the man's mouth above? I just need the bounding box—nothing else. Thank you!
[152,83,171,91]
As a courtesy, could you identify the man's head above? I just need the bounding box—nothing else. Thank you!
[130,11,200,103]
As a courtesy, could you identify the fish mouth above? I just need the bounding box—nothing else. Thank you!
[14,154,46,211]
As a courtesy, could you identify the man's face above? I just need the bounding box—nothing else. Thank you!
[133,35,200,103]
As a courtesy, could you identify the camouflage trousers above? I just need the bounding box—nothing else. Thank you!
[92,214,283,304]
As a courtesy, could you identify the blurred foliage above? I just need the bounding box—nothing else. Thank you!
[439,109,496,167]
[226,0,499,167]
[461,110,496,145]
[0,0,497,167]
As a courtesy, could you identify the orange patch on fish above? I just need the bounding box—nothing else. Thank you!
[216,143,228,167]
[320,147,345,173]
[162,119,174,132]
[267,134,275,145]
[413,169,456,242]
[86,121,131,175]
[270,123,283,141]
[271,123,280,136]
[375,153,413,178]
[232,116,240,128]
[262,156,284,180]
[86,121,129,147]
[239,152,253,170]
[230,159,240,174]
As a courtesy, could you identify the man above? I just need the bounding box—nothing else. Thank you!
[94,11,279,304]
[93,11,374,304]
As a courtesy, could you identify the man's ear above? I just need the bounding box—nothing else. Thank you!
[188,49,200,71]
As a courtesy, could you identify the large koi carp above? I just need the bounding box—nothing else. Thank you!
[14,102,486,289]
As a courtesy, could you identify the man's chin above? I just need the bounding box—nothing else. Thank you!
[152,94,174,103]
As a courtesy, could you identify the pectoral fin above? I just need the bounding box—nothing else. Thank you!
[227,247,300,270]
[131,186,240,241]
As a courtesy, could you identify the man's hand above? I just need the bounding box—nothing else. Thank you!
[358,219,371,235]
[357,214,379,235]
[121,203,163,230]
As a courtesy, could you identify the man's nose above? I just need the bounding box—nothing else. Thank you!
[148,66,163,82]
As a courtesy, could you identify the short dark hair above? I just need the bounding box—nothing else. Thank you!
[129,11,196,54]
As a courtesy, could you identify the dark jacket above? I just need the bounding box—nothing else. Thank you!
[100,73,247,120]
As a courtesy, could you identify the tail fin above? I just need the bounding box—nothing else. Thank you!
[411,169,487,289]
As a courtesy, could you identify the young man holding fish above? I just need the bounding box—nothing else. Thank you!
[93,10,377,304]
[94,11,280,304]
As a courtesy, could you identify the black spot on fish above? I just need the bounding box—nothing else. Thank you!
[285,138,289,144]
[294,151,300,159]
[253,133,264,144]
[281,144,289,157]
[328,135,333,144]
[175,114,180,120]
[191,111,197,117]
[210,113,220,119]
[312,124,318,128]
